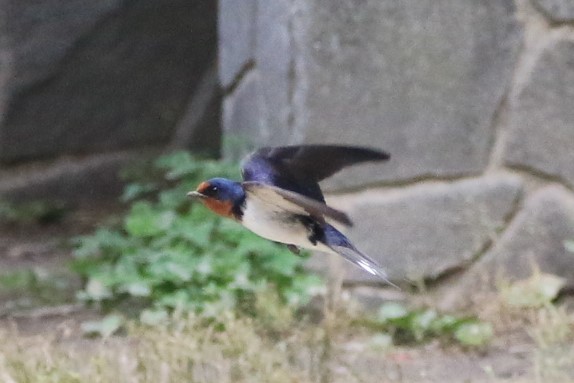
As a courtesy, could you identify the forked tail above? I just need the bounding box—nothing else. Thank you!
[321,225,398,288]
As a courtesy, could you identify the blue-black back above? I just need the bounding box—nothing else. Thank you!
[241,145,390,203]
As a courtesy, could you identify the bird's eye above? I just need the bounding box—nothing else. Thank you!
[204,185,218,196]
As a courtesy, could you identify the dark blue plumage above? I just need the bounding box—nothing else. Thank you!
[242,145,390,203]
[188,145,394,284]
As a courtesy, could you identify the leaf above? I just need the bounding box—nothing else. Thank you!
[158,186,191,210]
[82,278,112,301]
[81,314,124,337]
[155,151,199,180]
[377,302,409,322]
[122,282,151,297]
[172,215,213,248]
[501,272,566,308]
[259,252,300,276]
[407,310,437,341]
[140,309,168,326]
[0,199,67,225]
[429,314,465,334]
[369,333,393,351]
[121,182,158,202]
[282,274,323,306]
[125,203,175,237]
[454,322,493,346]
[412,310,437,331]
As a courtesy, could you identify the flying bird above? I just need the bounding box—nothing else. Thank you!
[187,145,394,285]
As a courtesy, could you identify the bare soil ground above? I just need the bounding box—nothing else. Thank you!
[0,205,571,383]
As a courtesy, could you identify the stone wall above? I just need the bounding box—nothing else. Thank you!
[0,0,219,202]
[1,0,571,305]
[220,0,574,302]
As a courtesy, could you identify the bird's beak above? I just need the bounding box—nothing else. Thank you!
[187,191,206,199]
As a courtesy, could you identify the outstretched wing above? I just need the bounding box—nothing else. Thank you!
[241,145,390,202]
[242,181,352,227]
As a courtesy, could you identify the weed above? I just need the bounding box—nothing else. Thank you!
[357,302,493,347]
[0,314,322,383]
[530,305,574,382]
[499,267,566,309]
[72,152,322,324]
[0,269,77,312]
[473,271,574,382]
[0,200,67,225]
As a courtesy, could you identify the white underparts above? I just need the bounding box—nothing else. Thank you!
[241,196,331,253]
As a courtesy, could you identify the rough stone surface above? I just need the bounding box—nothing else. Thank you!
[218,0,256,88]
[341,176,523,283]
[222,0,295,158]
[0,0,216,163]
[221,1,522,185]
[1,0,122,92]
[222,71,265,159]
[255,0,293,144]
[531,0,574,21]
[288,0,521,188]
[171,64,221,155]
[504,33,574,188]
[439,186,574,308]
[0,151,140,203]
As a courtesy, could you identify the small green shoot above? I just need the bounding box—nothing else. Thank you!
[82,314,124,337]
[454,322,494,346]
[371,302,492,347]
[500,270,566,308]
[0,269,77,310]
[0,199,68,225]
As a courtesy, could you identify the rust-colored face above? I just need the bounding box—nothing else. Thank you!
[202,199,234,218]
[193,181,234,218]
[196,181,210,193]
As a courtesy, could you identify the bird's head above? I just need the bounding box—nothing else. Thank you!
[187,178,245,219]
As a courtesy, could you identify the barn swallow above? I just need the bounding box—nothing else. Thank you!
[187,145,394,285]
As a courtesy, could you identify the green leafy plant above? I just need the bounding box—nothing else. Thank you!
[72,152,322,322]
[500,270,566,309]
[367,302,492,347]
[0,269,77,311]
[0,199,67,225]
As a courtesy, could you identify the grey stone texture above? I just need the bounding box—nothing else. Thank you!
[504,32,574,188]
[0,0,217,163]
[294,0,521,188]
[222,0,296,159]
[531,0,574,21]
[223,0,522,187]
[219,0,574,293]
[1,0,122,92]
[440,186,574,308]
[223,71,265,159]
[255,0,293,145]
[0,151,140,203]
[218,0,256,88]
[0,0,571,305]
[342,176,523,283]
[171,64,221,156]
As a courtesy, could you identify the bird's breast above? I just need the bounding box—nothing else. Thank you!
[202,199,235,218]
[241,197,314,248]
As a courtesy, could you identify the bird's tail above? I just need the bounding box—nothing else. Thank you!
[321,225,398,289]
